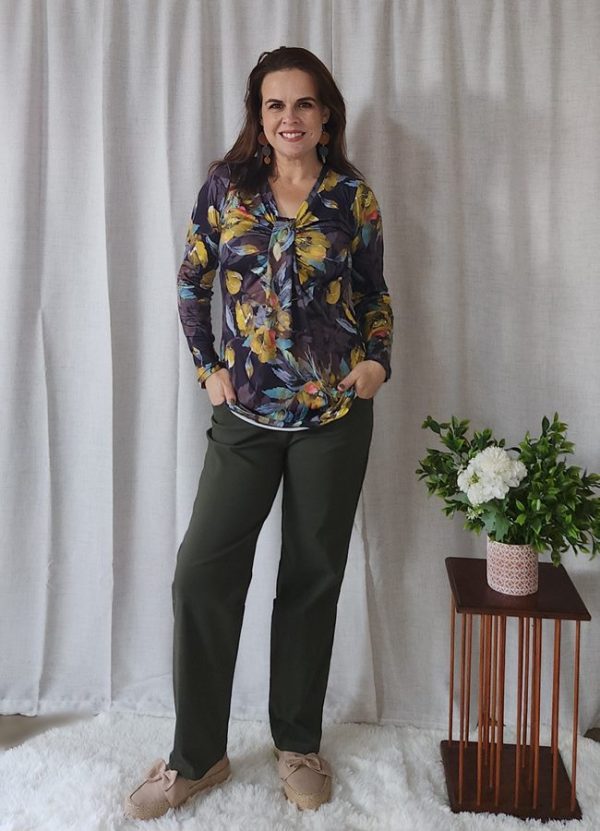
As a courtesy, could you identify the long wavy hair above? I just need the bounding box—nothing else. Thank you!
[208,46,365,195]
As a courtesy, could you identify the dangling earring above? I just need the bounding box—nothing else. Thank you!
[318,123,330,164]
[257,130,271,165]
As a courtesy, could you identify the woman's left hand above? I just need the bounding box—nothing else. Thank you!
[337,360,386,399]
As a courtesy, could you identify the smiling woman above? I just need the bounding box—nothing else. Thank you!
[124,45,394,821]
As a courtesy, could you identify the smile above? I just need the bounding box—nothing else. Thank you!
[280,131,305,141]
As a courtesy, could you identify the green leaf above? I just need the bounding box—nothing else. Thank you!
[494,513,510,541]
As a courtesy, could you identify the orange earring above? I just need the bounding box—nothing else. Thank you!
[257,131,271,165]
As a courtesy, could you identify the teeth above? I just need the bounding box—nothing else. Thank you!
[281,132,303,137]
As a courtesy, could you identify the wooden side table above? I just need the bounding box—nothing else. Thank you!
[441,557,591,821]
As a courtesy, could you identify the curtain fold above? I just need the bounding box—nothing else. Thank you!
[1,0,599,735]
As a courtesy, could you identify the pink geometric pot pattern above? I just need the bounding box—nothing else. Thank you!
[486,537,539,595]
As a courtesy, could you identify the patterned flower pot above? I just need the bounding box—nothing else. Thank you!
[486,537,539,595]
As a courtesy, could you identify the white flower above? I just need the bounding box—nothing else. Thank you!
[457,446,527,506]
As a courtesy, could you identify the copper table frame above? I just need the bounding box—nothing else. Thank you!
[440,557,591,822]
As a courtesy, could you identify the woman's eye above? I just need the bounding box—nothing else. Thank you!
[267,102,313,109]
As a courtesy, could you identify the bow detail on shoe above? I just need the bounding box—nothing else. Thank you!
[282,752,332,777]
[143,759,178,792]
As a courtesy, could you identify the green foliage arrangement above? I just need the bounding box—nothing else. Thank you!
[415,412,600,565]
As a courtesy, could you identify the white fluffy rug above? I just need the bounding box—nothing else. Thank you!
[1,713,599,830]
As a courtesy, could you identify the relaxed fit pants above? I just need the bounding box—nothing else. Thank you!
[168,395,374,780]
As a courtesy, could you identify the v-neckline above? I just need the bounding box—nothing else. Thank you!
[263,162,328,223]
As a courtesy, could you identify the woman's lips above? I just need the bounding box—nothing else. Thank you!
[279,131,305,142]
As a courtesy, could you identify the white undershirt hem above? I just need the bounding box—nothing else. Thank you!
[229,409,309,431]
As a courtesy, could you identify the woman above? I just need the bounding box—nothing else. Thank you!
[124,46,393,820]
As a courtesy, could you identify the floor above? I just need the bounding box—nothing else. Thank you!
[1,713,599,751]
[0,713,99,749]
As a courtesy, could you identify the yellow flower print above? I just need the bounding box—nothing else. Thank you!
[200,269,217,289]
[225,270,242,294]
[297,380,328,409]
[296,229,330,286]
[225,343,235,368]
[207,205,220,231]
[325,278,341,304]
[342,301,358,325]
[320,395,353,425]
[321,169,340,193]
[276,309,292,336]
[186,225,209,268]
[352,180,379,227]
[351,181,381,252]
[350,345,366,369]
[296,209,319,227]
[235,300,254,336]
[221,208,256,245]
[250,325,277,363]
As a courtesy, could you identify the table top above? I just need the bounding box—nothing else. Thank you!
[445,557,591,620]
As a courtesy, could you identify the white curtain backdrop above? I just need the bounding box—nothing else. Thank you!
[2,0,599,738]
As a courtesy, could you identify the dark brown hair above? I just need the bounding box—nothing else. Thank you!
[208,46,365,194]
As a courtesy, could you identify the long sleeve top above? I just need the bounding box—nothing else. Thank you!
[176,160,393,430]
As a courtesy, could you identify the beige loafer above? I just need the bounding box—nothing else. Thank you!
[273,746,332,810]
[123,754,231,820]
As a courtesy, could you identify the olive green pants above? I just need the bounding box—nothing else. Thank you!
[168,396,374,780]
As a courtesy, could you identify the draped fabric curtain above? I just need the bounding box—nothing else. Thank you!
[2,0,599,735]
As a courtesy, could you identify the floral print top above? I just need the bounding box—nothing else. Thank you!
[176,160,393,429]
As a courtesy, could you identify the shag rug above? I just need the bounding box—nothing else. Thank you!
[1,712,599,830]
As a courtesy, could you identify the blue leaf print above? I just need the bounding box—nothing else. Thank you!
[336,318,357,333]
[178,283,196,300]
[225,303,236,335]
[264,387,295,401]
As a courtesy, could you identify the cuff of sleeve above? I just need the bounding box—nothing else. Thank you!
[365,352,392,383]
[196,361,226,389]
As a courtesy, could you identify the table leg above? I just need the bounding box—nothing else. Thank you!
[528,618,536,789]
[532,618,542,808]
[482,614,490,768]
[522,616,530,772]
[515,616,524,807]
[466,613,473,748]
[489,615,498,788]
[458,611,467,803]
[571,620,581,812]
[485,613,493,769]
[477,614,485,805]
[494,616,506,806]
[551,619,561,810]
[449,596,455,745]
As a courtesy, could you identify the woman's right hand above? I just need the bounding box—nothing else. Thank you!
[205,368,237,406]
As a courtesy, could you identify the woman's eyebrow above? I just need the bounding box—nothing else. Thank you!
[264,96,317,104]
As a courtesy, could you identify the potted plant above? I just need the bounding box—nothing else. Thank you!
[415,412,600,595]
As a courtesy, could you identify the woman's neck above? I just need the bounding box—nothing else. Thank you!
[269,153,323,184]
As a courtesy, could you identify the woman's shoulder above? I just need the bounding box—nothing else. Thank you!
[323,168,380,219]
[325,166,376,197]
[205,160,232,187]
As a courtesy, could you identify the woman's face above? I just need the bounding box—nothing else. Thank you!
[259,68,330,166]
